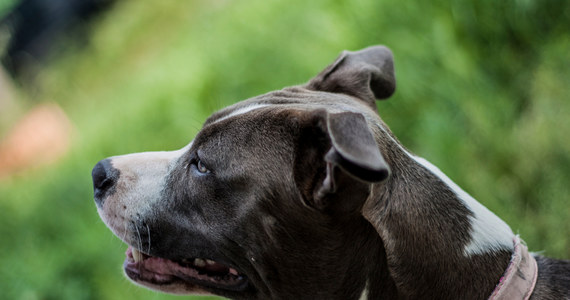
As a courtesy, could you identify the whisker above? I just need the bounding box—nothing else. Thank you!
[122,218,128,243]
[134,220,143,271]
[135,222,143,251]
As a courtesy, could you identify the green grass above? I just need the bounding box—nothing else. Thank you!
[1,0,569,299]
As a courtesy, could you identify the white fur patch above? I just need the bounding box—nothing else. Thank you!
[410,156,514,256]
[359,281,369,300]
[212,103,270,124]
[376,125,514,256]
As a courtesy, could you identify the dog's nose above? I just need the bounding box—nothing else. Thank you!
[92,158,118,207]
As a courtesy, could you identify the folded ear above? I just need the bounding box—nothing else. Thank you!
[324,111,390,181]
[294,110,390,211]
[305,45,396,108]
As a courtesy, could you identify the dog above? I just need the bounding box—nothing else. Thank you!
[92,45,570,299]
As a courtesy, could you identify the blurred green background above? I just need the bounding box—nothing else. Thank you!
[0,0,568,299]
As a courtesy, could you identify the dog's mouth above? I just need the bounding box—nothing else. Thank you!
[123,246,248,292]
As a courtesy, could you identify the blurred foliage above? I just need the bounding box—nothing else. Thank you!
[0,0,15,13]
[1,0,569,299]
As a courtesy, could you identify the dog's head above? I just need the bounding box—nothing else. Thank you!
[93,46,396,299]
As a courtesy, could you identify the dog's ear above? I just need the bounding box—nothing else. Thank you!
[294,110,390,211]
[305,45,396,107]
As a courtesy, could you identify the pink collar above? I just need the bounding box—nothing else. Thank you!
[489,236,538,300]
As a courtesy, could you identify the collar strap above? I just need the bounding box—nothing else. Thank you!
[489,236,538,300]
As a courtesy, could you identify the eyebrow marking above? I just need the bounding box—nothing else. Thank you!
[210,103,270,125]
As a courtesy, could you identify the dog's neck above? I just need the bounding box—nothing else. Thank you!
[360,127,516,299]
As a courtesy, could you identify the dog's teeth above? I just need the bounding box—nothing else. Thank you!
[194,258,206,267]
[132,249,143,263]
[205,259,216,265]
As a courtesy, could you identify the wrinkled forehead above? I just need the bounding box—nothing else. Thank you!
[195,103,297,157]
[193,90,347,165]
[204,88,376,127]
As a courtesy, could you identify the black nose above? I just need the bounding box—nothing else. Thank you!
[92,159,118,207]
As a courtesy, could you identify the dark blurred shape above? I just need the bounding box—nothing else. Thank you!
[0,0,115,83]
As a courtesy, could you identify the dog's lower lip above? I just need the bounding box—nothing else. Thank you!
[124,246,247,291]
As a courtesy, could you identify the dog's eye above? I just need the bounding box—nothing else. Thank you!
[196,159,210,174]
